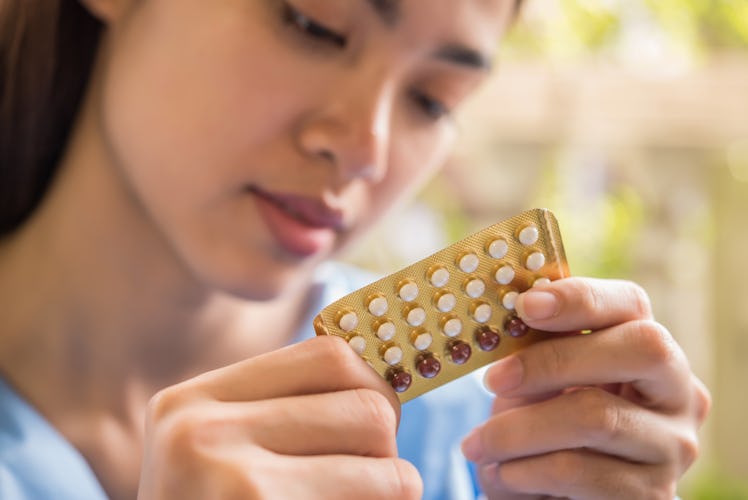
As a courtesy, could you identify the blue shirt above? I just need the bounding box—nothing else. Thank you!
[0,262,492,499]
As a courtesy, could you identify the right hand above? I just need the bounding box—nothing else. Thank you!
[136,335,423,499]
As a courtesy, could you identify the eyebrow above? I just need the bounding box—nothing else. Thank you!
[364,0,492,72]
[365,0,400,26]
[434,44,493,71]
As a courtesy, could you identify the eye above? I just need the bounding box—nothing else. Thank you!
[283,2,347,48]
[410,90,450,121]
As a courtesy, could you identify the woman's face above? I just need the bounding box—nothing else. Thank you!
[93,0,514,299]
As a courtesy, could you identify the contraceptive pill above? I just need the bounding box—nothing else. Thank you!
[314,208,570,402]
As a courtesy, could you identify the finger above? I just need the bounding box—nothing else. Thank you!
[216,389,399,458]
[189,336,401,419]
[484,320,692,411]
[515,277,653,332]
[464,387,675,466]
[490,391,562,415]
[272,455,423,500]
[486,449,674,500]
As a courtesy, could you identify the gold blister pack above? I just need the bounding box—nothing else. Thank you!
[313,208,570,403]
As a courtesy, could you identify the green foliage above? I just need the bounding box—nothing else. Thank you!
[504,0,748,60]
[685,466,748,500]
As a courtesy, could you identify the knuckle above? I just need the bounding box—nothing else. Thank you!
[632,320,679,367]
[146,385,189,423]
[545,451,583,489]
[353,388,398,441]
[692,376,712,424]
[390,459,423,500]
[315,335,366,376]
[575,388,623,443]
[538,338,567,378]
[676,431,700,470]
[626,281,653,319]
[571,278,603,314]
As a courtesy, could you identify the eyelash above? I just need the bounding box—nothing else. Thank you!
[282,2,347,48]
[281,2,450,122]
[410,90,450,121]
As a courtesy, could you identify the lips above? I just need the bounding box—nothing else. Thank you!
[247,185,346,257]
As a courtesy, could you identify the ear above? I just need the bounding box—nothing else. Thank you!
[77,0,131,24]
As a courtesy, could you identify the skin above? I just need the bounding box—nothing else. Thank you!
[0,0,709,499]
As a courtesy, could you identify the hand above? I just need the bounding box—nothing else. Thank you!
[137,336,422,500]
[461,277,711,500]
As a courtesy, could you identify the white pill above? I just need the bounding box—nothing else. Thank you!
[384,346,403,366]
[519,225,539,245]
[376,321,396,342]
[488,238,509,259]
[502,291,519,310]
[442,318,462,337]
[338,312,358,332]
[412,332,433,350]
[473,303,492,323]
[348,335,366,355]
[398,282,419,302]
[465,278,485,298]
[494,265,515,285]
[525,252,546,271]
[436,293,456,312]
[367,296,388,317]
[458,253,480,273]
[533,277,552,287]
[406,307,426,327]
[429,267,450,288]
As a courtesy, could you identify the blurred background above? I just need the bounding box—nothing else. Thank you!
[345,1,748,498]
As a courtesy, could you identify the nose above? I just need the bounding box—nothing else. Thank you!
[296,76,392,184]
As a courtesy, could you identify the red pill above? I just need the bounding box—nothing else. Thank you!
[388,369,412,393]
[475,326,500,351]
[416,354,441,378]
[446,340,471,365]
[506,317,529,337]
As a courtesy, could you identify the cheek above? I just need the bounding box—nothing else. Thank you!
[99,1,304,215]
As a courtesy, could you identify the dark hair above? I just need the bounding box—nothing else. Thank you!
[0,0,524,239]
[0,0,102,237]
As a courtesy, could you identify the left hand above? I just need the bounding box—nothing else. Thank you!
[460,277,711,500]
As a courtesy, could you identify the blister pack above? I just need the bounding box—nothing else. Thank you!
[314,208,570,402]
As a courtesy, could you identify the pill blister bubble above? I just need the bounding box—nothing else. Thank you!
[441,317,462,337]
[435,291,457,312]
[338,311,358,332]
[348,335,366,354]
[398,281,419,302]
[465,278,486,299]
[525,252,546,271]
[494,265,515,285]
[472,302,492,323]
[518,225,539,246]
[367,295,388,317]
[384,345,404,365]
[406,307,426,327]
[411,330,433,351]
[502,291,519,310]
[428,266,450,288]
[487,238,509,259]
[533,277,552,287]
[458,253,480,273]
[375,320,396,342]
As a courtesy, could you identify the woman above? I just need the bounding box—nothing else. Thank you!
[0,0,710,498]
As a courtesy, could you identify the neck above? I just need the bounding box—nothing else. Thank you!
[0,75,314,424]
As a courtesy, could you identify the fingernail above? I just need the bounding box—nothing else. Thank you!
[516,291,559,321]
[484,356,523,395]
[461,427,484,462]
